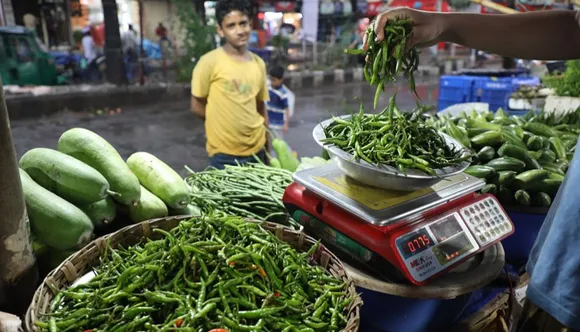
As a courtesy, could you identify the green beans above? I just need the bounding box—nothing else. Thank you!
[36,215,352,331]
[345,19,420,108]
[321,98,472,175]
[185,163,300,229]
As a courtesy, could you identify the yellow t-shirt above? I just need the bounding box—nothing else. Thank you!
[191,48,269,157]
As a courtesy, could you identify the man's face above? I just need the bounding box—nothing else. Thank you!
[217,10,251,49]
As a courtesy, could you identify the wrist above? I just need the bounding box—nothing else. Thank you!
[437,13,461,45]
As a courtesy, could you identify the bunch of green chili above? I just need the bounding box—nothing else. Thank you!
[321,96,471,176]
[35,215,354,332]
[345,19,420,108]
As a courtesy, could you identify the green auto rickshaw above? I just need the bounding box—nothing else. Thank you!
[0,26,57,86]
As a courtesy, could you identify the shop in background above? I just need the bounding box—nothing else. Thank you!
[318,0,354,42]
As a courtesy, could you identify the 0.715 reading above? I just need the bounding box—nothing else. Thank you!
[397,228,435,259]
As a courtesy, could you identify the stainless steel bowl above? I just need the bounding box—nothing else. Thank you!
[312,115,471,191]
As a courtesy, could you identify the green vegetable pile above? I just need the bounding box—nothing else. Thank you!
[35,215,354,331]
[542,60,580,97]
[344,19,419,108]
[185,164,299,229]
[19,128,194,274]
[321,97,470,176]
[427,108,578,207]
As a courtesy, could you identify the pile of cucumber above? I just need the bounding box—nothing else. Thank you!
[427,108,578,208]
[19,128,194,270]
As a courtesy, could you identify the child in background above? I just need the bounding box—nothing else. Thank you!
[267,66,290,139]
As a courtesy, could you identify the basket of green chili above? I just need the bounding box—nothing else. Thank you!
[25,215,362,331]
[312,99,472,191]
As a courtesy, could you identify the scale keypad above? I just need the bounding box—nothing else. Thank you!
[459,197,513,246]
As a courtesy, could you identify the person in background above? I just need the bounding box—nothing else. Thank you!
[121,24,138,82]
[364,7,580,332]
[267,66,290,138]
[156,23,171,47]
[190,0,269,170]
[81,27,99,82]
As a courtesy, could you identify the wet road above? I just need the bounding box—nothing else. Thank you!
[10,79,440,174]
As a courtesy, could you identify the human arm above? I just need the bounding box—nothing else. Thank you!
[191,56,211,119]
[365,8,580,60]
[283,107,290,133]
[191,96,207,119]
[257,61,271,153]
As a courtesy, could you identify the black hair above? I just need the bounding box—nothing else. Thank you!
[215,0,253,26]
[270,66,284,79]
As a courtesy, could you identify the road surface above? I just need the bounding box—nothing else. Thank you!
[10,79,440,174]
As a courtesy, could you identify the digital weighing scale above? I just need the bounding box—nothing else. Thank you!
[282,163,515,286]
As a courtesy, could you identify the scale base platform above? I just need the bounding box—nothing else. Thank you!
[343,243,505,299]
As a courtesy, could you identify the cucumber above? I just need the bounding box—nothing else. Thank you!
[486,157,526,173]
[567,152,574,162]
[537,179,563,197]
[497,143,542,170]
[508,124,524,138]
[538,149,556,164]
[481,184,497,195]
[501,130,527,150]
[527,150,542,160]
[541,136,552,150]
[19,168,93,250]
[127,152,189,209]
[497,186,514,205]
[549,136,567,160]
[78,197,116,229]
[513,170,550,190]
[548,172,565,181]
[524,122,559,137]
[58,128,141,206]
[19,148,110,204]
[467,128,491,138]
[471,131,505,147]
[273,138,299,172]
[491,171,517,187]
[476,146,496,162]
[464,165,496,180]
[33,241,48,256]
[321,149,330,160]
[129,186,169,223]
[522,131,533,144]
[169,204,202,217]
[541,163,565,176]
[446,121,471,148]
[466,119,501,131]
[533,192,552,208]
[514,189,531,206]
[270,158,282,168]
[526,136,543,150]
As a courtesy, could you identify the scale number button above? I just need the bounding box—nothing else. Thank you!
[479,235,486,242]
[484,200,490,207]
[485,211,491,218]
[484,221,491,228]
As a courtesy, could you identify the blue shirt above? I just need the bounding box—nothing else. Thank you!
[526,139,580,329]
[267,85,289,129]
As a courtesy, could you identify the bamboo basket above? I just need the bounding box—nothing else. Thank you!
[25,215,362,331]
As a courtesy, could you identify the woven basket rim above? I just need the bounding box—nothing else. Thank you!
[25,215,362,331]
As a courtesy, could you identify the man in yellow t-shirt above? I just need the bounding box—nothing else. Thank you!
[190,0,269,170]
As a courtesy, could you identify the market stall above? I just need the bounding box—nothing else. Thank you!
[0,15,555,332]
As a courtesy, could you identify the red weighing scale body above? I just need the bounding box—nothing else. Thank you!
[283,163,515,286]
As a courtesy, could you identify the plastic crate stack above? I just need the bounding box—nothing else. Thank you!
[438,75,540,113]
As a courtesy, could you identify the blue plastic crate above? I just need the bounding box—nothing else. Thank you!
[473,77,517,110]
[438,75,477,111]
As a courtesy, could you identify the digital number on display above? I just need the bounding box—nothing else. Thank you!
[397,229,435,259]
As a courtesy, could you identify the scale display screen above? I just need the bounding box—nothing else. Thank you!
[433,232,474,266]
[397,228,435,259]
[429,214,464,242]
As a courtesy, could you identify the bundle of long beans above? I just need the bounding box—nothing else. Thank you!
[185,163,299,229]
[321,96,471,176]
[345,19,420,108]
[35,215,354,331]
